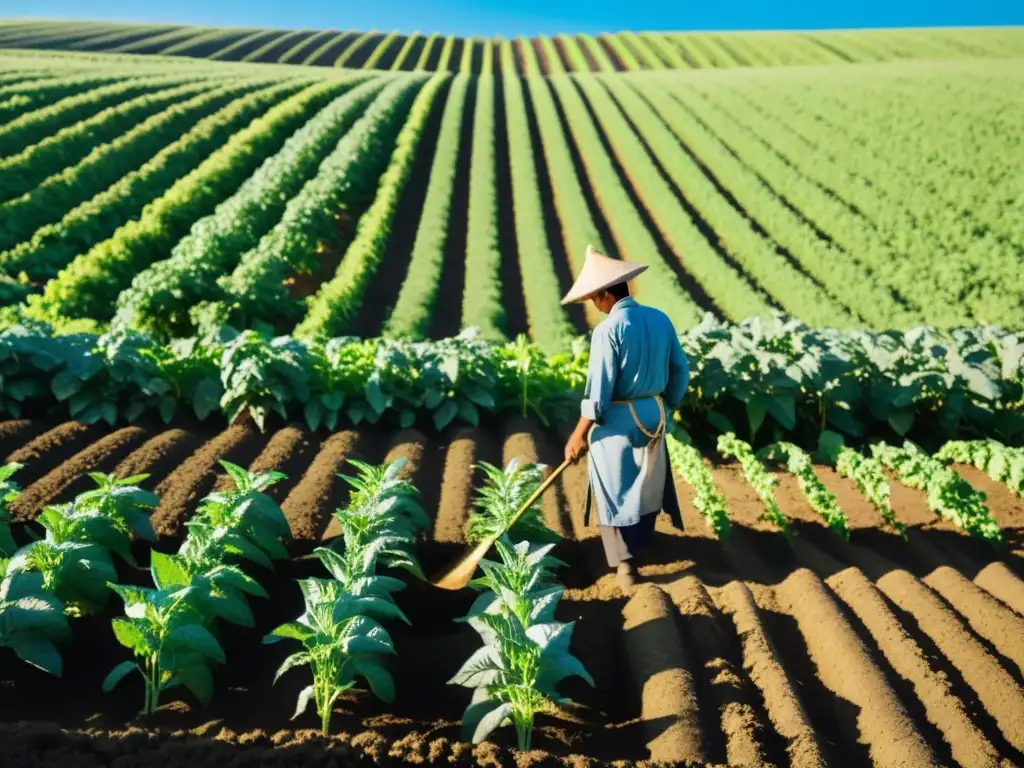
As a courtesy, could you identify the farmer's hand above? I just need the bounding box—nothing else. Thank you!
[564,429,588,464]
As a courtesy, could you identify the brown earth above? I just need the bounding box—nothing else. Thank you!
[1,418,1023,768]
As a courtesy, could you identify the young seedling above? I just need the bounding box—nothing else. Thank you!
[665,433,730,540]
[718,433,790,538]
[818,431,903,535]
[265,577,401,736]
[465,459,560,545]
[873,441,1001,543]
[760,442,849,540]
[103,574,226,713]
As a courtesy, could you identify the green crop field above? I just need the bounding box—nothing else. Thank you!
[2,20,1024,768]
[2,19,1023,71]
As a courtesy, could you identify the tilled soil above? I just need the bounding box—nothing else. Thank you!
[1,418,1023,768]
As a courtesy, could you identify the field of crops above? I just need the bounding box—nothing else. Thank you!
[1,413,1023,768]
[2,17,1024,768]
[3,19,1024,72]
[1,47,1023,350]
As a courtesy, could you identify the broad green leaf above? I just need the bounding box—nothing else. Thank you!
[352,657,395,703]
[112,618,152,654]
[8,635,62,676]
[449,645,504,687]
[102,660,138,692]
[472,701,512,744]
[177,663,214,705]
[265,621,314,644]
[150,551,190,590]
[170,623,225,664]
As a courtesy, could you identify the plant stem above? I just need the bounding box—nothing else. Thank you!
[514,714,532,751]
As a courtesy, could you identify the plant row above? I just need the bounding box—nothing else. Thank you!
[665,429,1003,545]
[110,76,380,338]
[3,312,1024,443]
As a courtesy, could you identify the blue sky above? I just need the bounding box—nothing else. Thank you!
[4,0,1022,37]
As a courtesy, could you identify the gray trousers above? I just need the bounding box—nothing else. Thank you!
[599,512,657,568]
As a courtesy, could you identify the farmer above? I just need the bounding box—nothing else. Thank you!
[562,246,690,591]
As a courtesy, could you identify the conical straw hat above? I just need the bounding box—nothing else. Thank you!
[561,245,648,305]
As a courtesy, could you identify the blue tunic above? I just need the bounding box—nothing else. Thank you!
[582,297,690,528]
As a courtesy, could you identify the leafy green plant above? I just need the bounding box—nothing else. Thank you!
[872,441,1002,543]
[818,430,903,534]
[329,457,429,574]
[0,462,23,557]
[265,577,401,735]
[450,537,592,750]
[465,458,560,545]
[0,566,72,676]
[936,439,1024,498]
[665,433,730,539]
[103,577,226,714]
[718,433,790,537]
[4,472,158,615]
[760,441,849,539]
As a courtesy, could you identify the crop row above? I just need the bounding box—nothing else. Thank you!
[3,20,1022,72]
[1,314,1023,449]
[0,448,590,749]
[672,430,1006,544]
[1,57,1021,348]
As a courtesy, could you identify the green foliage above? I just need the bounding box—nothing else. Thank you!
[760,441,849,539]
[818,431,903,534]
[26,78,319,322]
[465,459,560,545]
[3,78,295,293]
[936,439,1024,498]
[0,462,23,557]
[383,74,469,340]
[872,441,1002,543]
[450,538,592,750]
[665,433,731,539]
[718,433,790,536]
[111,77,376,338]
[267,458,423,734]
[298,73,449,338]
[4,472,157,615]
[212,75,425,329]
[0,566,72,676]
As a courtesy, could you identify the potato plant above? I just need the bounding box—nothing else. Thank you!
[266,458,424,735]
[0,462,22,557]
[450,537,592,750]
[0,566,72,676]
[6,472,157,615]
[665,433,730,539]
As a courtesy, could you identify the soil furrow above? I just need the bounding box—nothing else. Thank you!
[666,575,778,767]
[774,567,940,767]
[621,583,705,764]
[8,426,150,521]
[431,428,478,544]
[921,565,1024,679]
[856,552,1024,754]
[112,427,203,488]
[151,424,263,536]
[0,419,51,458]
[5,421,105,485]
[974,562,1024,616]
[210,425,314,499]
[716,581,830,768]
[798,544,1010,768]
[279,429,365,541]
